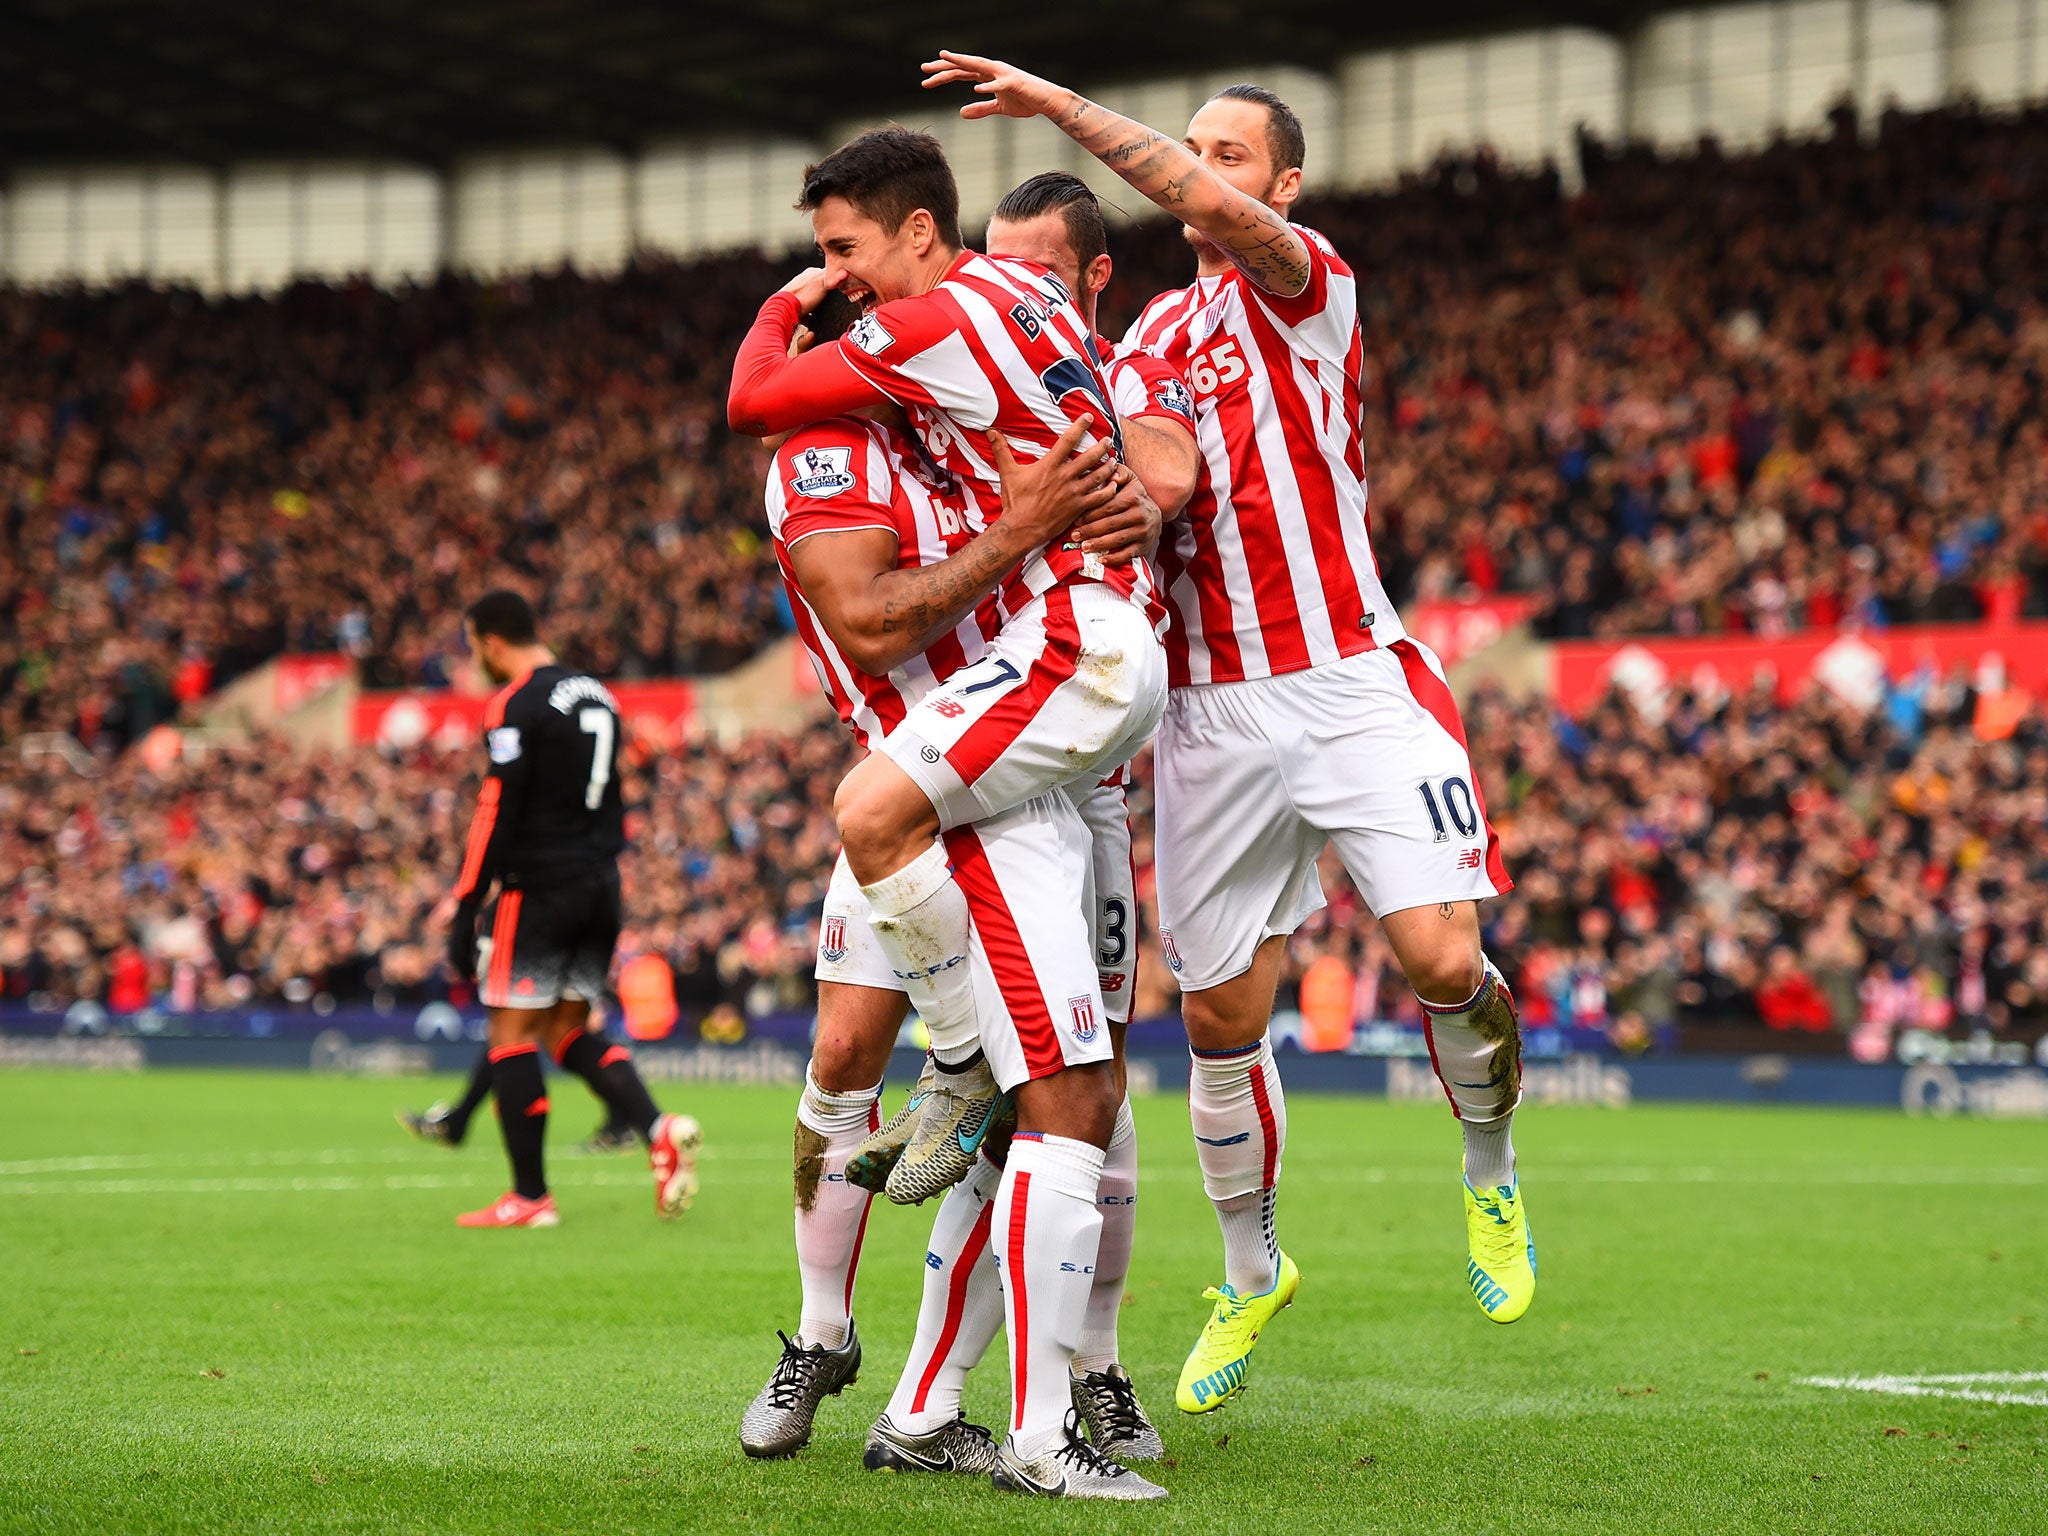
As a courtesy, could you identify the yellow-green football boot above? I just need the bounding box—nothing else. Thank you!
[1174,1250,1300,1413]
[1464,1178,1535,1322]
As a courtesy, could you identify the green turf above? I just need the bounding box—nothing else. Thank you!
[1,1069,2042,1534]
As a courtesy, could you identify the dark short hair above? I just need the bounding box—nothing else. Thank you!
[465,589,537,644]
[799,128,963,249]
[1210,83,1305,175]
[991,171,1107,271]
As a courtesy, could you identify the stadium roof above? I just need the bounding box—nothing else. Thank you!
[5,0,1649,168]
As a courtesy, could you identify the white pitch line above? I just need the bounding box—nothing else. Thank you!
[0,1169,664,1197]
[0,1145,783,1180]
[1800,1373,2048,1408]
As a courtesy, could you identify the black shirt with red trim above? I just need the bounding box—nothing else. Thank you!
[450,664,625,902]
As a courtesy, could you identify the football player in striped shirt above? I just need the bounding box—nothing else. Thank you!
[925,55,1537,1407]
[729,132,1181,1497]
[735,396,1168,1499]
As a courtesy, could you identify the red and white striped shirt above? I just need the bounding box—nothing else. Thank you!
[840,252,1167,636]
[765,417,1003,749]
[1122,225,1396,687]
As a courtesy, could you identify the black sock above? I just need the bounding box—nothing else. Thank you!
[556,1029,661,1141]
[490,1044,549,1199]
[445,1048,495,1141]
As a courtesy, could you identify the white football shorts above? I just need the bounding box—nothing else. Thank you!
[1153,637,1512,994]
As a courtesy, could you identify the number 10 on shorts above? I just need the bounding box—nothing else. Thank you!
[1416,776,1479,842]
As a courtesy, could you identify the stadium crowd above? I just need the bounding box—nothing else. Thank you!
[4,103,2048,1046]
[4,664,2044,1044]
[8,102,2048,755]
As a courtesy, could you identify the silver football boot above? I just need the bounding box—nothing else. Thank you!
[991,1409,1169,1500]
[1070,1365,1166,1462]
[862,1412,1000,1475]
[738,1326,861,1458]
[882,1053,1011,1207]
[843,1057,935,1194]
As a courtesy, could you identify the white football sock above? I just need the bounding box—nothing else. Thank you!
[1189,1038,1286,1294]
[1073,1097,1136,1376]
[792,1068,883,1350]
[1417,955,1521,1188]
[995,1133,1105,1461]
[885,1155,1004,1433]
[860,841,979,1064]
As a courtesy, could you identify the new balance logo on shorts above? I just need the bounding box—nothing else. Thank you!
[820,916,847,963]
[1456,848,1483,870]
[931,698,965,718]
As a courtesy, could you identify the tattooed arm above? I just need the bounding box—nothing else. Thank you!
[787,422,1132,676]
[922,51,1311,297]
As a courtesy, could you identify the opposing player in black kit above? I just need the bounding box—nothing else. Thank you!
[439,590,702,1228]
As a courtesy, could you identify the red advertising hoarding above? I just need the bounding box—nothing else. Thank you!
[1405,595,1539,668]
[273,653,354,714]
[1548,622,2048,715]
[353,680,696,750]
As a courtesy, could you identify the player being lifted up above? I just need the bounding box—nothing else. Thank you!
[925,54,1536,1407]
[737,175,1199,1480]
[728,131,1175,1499]
[436,591,701,1229]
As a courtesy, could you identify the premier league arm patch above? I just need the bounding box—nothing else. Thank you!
[847,313,895,356]
[486,726,523,763]
[1153,376,1197,424]
[789,445,858,498]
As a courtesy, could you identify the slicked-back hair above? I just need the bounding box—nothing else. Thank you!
[1210,83,1306,175]
[799,128,963,249]
[465,589,537,644]
[991,171,1108,271]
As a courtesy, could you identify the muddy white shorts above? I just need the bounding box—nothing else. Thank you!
[1153,637,1512,994]
[879,582,1167,831]
[814,783,1127,1088]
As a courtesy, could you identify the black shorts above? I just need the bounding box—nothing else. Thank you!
[476,869,621,1011]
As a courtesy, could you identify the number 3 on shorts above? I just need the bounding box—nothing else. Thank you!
[1416,777,1478,842]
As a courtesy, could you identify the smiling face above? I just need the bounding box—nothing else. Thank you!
[811,195,944,308]
[1182,97,1304,263]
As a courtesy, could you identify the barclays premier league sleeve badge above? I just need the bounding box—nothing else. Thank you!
[790,446,857,498]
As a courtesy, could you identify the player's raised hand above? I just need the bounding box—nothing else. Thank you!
[987,418,1118,545]
[921,52,1062,121]
[777,266,834,313]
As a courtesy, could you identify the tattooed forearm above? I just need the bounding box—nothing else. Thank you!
[1042,88,1311,296]
[874,526,1024,650]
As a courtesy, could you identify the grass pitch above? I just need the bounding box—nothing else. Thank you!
[1,1069,2042,1535]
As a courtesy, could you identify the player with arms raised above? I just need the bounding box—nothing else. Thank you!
[924,54,1536,1409]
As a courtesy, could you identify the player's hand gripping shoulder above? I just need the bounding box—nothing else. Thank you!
[922,51,1311,297]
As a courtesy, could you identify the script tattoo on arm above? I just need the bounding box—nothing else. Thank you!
[875,524,1028,650]
[1051,95,1310,296]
